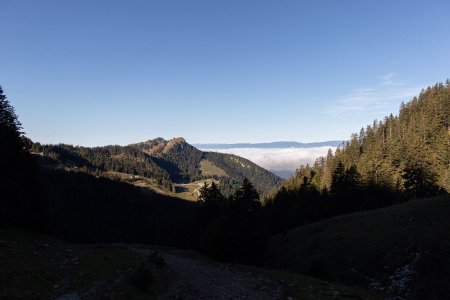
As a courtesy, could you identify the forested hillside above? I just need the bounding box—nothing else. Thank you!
[265,82,449,234]
[32,137,282,197]
[133,138,284,196]
[32,143,173,180]
[204,151,284,196]
[132,137,204,181]
[309,81,449,193]
[324,81,450,193]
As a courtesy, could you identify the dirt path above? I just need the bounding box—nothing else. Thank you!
[132,248,285,299]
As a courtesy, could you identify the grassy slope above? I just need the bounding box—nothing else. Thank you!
[199,159,228,177]
[106,171,219,201]
[266,194,450,299]
[0,229,377,299]
[0,229,171,299]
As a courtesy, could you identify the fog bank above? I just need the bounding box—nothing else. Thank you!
[201,146,336,178]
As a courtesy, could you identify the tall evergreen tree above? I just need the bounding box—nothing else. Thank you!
[0,86,41,228]
[402,165,442,199]
[0,86,24,158]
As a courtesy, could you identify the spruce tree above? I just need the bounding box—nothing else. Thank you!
[0,86,41,228]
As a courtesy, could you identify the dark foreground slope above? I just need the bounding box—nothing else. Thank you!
[266,194,450,299]
[38,168,196,245]
[0,229,378,299]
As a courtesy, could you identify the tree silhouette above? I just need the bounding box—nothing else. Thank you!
[197,178,268,264]
[0,86,41,228]
[402,165,442,199]
[0,85,24,159]
[196,181,227,233]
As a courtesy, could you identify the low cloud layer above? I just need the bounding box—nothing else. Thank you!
[201,147,336,178]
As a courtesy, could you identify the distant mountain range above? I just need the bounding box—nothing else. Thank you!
[194,140,342,149]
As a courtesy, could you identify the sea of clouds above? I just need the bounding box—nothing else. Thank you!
[200,146,336,178]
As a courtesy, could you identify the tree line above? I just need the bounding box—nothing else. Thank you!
[264,81,449,234]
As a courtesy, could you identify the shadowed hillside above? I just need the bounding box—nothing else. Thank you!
[0,229,378,299]
[266,194,450,300]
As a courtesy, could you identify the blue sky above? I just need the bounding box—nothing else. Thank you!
[1,0,449,146]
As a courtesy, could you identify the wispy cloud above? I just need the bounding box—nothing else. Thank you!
[325,74,422,117]
[379,72,395,85]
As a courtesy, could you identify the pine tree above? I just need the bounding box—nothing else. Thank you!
[402,165,442,199]
[233,178,260,201]
[0,86,42,228]
[0,86,24,158]
[198,181,226,216]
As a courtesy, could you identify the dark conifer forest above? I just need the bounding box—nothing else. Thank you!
[0,86,42,229]
[264,81,449,234]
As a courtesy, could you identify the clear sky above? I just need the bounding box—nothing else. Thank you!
[1,0,449,146]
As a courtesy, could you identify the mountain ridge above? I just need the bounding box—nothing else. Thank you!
[32,137,283,198]
[194,140,343,149]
